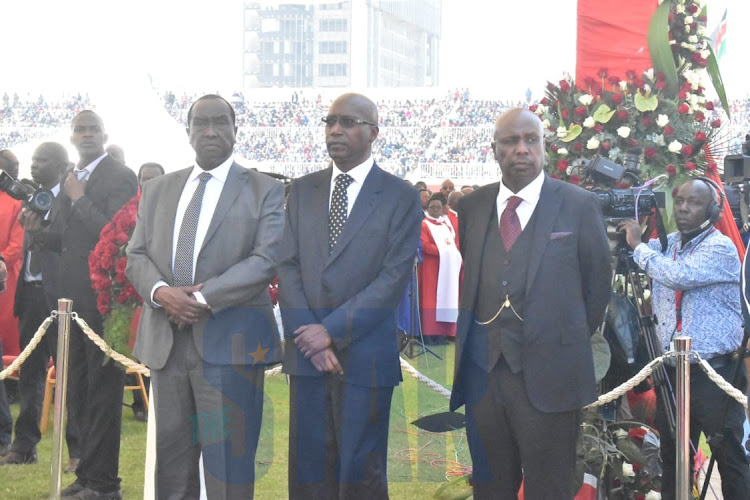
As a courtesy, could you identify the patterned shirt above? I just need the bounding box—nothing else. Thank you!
[633,228,743,361]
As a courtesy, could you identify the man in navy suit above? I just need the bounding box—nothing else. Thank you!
[279,93,422,499]
[451,108,611,499]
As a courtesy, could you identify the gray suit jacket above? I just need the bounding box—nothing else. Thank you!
[126,162,285,369]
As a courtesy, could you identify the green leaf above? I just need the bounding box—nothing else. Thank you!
[593,104,616,124]
[559,124,582,143]
[705,44,730,119]
[634,92,658,112]
[647,1,679,95]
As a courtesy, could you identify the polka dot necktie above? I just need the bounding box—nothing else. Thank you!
[329,173,354,254]
[173,172,212,286]
[499,195,523,252]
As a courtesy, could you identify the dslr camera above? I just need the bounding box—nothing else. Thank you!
[0,170,54,215]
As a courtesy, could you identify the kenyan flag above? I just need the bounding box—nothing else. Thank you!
[711,9,727,62]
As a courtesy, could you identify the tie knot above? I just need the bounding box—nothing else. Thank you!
[336,173,354,188]
[506,196,523,211]
[198,172,212,184]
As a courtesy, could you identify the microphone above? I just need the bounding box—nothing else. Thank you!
[680,219,712,239]
[623,147,642,174]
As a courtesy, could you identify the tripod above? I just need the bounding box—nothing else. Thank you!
[402,257,442,360]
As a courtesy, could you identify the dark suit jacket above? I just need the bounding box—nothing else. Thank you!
[32,155,137,314]
[126,162,285,369]
[279,163,422,388]
[450,176,611,413]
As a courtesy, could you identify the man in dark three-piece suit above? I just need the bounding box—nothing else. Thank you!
[126,94,285,499]
[450,108,611,499]
[23,111,138,499]
[279,93,422,499]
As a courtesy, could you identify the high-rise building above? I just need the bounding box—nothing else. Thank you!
[243,0,441,88]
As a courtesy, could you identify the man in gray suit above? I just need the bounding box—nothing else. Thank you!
[126,94,285,499]
[279,93,422,499]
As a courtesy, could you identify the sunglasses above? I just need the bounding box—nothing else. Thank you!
[321,116,377,128]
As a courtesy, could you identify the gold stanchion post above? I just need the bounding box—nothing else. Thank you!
[49,299,73,500]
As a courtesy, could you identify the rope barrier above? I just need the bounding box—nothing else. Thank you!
[73,313,151,377]
[0,315,55,381]
[585,353,675,408]
[399,356,452,399]
[695,354,749,409]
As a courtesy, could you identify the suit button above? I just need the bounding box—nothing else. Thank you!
[502,280,508,286]
[503,259,510,266]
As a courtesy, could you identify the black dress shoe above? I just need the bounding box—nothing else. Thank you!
[67,487,123,499]
[61,480,86,498]
[0,443,9,456]
[0,450,38,465]
[133,409,147,422]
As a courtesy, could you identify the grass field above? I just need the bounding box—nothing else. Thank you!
[0,344,466,499]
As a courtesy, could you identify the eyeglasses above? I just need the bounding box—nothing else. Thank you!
[321,116,376,128]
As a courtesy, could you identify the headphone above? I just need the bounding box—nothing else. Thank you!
[684,177,724,236]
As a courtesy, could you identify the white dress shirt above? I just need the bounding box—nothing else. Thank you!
[74,152,108,180]
[329,156,374,215]
[495,171,545,230]
[151,156,233,305]
[24,183,60,282]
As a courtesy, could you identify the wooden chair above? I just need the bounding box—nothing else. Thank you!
[40,365,149,432]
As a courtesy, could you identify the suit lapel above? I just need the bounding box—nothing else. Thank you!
[157,168,191,277]
[200,163,247,252]
[327,164,383,265]
[83,155,110,194]
[463,183,499,313]
[525,176,562,297]
[310,167,333,265]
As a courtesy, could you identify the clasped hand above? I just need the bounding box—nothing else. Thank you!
[294,324,343,374]
[154,284,210,329]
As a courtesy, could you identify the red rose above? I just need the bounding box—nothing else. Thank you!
[678,91,688,101]
[666,164,677,177]
[711,119,721,128]
[685,161,697,171]
[124,283,139,301]
[608,76,620,86]
[678,103,690,114]
[644,147,658,160]
[664,125,675,136]
[597,68,608,78]
[617,110,628,121]
[88,252,99,271]
[687,3,698,14]
[655,80,667,90]
[695,131,707,142]
[681,145,693,156]
[681,82,692,93]
[601,141,611,152]
[547,82,556,90]
[642,116,652,127]
[114,232,129,245]
[625,69,637,80]
[550,144,558,153]
[594,124,604,133]
[97,293,111,316]
[611,93,623,105]
[562,109,570,120]
[569,175,581,185]
[695,111,705,122]
[100,254,114,270]
[629,138,638,148]
[575,106,587,117]
[540,97,549,105]
[705,101,714,110]
[695,86,705,96]
[574,143,583,152]
[559,80,571,93]
[116,292,129,304]
[583,76,596,89]
[656,71,665,81]
[528,104,538,113]
[557,159,569,172]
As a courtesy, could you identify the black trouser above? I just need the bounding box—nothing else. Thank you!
[657,356,750,500]
[67,307,125,493]
[11,280,80,457]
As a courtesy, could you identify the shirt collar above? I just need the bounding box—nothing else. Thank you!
[188,155,233,184]
[332,156,374,186]
[498,170,544,205]
[51,183,60,196]
[76,152,108,175]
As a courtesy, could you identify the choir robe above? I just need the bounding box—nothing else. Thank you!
[0,192,24,355]
[418,216,460,338]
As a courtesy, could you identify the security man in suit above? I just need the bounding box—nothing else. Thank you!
[126,94,285,499]
[279,93,422,499]
[451,108,611,499]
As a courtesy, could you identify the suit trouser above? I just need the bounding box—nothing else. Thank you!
[462,357,580,500]
[67,307,125,492]
[11,281,80,457]
[0,340,11,446]
[657,358,750,500]
[151,326,265,500]
[288,374,393,500]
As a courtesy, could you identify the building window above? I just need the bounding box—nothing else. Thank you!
[319,41,347,54]
[319,63,347,77]
[319,18,347,32]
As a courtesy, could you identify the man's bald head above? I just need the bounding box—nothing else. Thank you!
[0,149,19,179]
[330,93,378,124]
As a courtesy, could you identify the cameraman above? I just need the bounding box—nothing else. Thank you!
[619,178,750,499]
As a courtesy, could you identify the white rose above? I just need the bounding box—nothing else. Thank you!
[617,126,631,138]
[642,83,651,93]
[700,49,710,59]
[556,126,568,139]
[697,25,706,36]
[578,94,594,106]
[644,68,654,80]
[654,134,666,146]
[536,104,547,114]
[558,147,568,156]
[587,137,600,150]
[583,117,596,128]
[685,24,691,33]
[541,119,550,129]
[688,93,700,106]
[619,81,628,91]
[668,140,683,153]
[656,114,669,127]
[685,15,693,24]
[645,490,661,500]
[688,35,698,43]
[675,4,685,14]
[622,463,635,477]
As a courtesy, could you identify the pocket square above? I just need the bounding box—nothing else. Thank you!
[550,231,572,240]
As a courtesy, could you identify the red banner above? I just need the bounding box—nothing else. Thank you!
[576,0,658,85]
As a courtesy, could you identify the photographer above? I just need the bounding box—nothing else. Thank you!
[619,178,750,499]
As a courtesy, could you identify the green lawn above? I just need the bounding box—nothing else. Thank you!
[0,344,467,499]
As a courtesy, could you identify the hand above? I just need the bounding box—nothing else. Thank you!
[0,260,6,293]
[154,284,210,327]
[294,323,331,358]
[617,219,643,250]
[309,348,343,374]
[18,208,43,233]
[63,172,86,202]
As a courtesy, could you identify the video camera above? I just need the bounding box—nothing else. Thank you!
[0,170,54,215]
